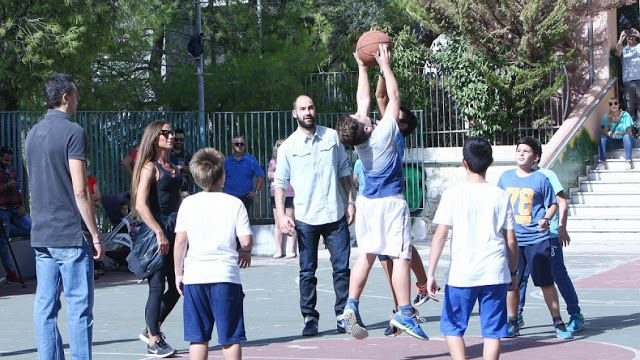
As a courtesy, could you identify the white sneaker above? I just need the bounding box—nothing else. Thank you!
[595,162,605,171]
[286,252,297,258]
[273,253,285,259]
[626,161,633,170]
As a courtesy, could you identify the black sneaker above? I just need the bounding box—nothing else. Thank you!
[139,328,166,343]
[147,337,176,358]
[302,316,318,336]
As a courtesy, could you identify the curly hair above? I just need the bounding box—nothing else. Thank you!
[336,114,368,146]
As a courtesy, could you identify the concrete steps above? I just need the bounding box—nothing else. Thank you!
[566,147,640,242]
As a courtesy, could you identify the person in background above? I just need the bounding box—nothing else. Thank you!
[267,139,296,259]
[121,146,139,178]
[596,98,634,170]
[170,128,192,198]
[224,135,265,216]
[615,27,640,132]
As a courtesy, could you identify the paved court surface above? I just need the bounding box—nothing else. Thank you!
[1,238,639,359]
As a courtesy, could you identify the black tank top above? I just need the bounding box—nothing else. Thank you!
[148,161,182,218]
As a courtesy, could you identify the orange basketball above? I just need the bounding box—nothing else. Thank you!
[356,30,393,67]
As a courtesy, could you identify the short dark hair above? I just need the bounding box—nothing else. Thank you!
[336,114,369,146]
[516,136,542,157]
[189,148,226,192]
[463,137,493,174]
[0,146,13,157]
[174,128,185,136]
[44,73,75,109]
[399,106,417,137]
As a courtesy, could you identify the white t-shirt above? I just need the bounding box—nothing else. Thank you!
[432,182,515,287]
[174,192,253,285]
[622,44,640,83]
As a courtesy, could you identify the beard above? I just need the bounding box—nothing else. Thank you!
[297,115,315,130]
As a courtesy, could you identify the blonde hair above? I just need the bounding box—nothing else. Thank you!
[271,138,285,160]
[189,148,226,192]
[130,120,169,219]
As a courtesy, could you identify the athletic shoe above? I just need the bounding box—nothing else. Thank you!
[554,322,573,339]
[147,337,176,358]
[343,303,368,340]
[139,329,166,343]
[566,313,585,332]
[390,311,429,341]
[413,283,429,306]
[517,313,525,328]
[286,252,297,258]
[626,161,633,170]
[0,277,6,286]
[302,316,318,336]
[336,318,349,334]
[384,311,401,337]
[506,320,520,338]
[595,162,605,171]
[272,253,285,259]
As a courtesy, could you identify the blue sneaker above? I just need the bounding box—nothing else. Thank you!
[554,322,573,339]
[506,320,520,338]
[566,313,585,332]
[517,313,525,328]
[384,311,401,337]
[343,303,368,340]
[336,317,349,334]
[390,310,429,341]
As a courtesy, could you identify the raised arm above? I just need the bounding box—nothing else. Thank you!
[374,44,400,121]
[375,73,389,118]
[354,52,371,117]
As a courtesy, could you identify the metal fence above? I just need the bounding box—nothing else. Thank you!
[1,110,428,228]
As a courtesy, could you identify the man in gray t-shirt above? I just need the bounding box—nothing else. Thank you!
[616,28,640,130]
[25,73,104,359]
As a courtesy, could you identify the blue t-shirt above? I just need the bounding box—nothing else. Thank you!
[497,169,556,245]
[355,114,404,198]
[601,111,634,139]
[223,154,265,197]
[538,168,563,239]
[353,159,366,196]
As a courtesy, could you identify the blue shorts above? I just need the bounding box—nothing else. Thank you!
[517,240,553,287]
[183,282,246,345]
[440,284,508,338]
[378,255,391,261]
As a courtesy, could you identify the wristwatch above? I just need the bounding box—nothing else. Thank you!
[542,217,551,225]
[510,270,518,276]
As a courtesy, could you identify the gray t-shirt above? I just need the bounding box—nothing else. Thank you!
[26,109,88,247]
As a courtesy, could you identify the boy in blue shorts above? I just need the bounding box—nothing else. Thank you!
[518,142,585,332]
[427,137,518,360]
[497,136,572,339]
[335,44,428,341]
[174,147,254,360]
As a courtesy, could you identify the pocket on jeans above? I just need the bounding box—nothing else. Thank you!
[49,247,80,262]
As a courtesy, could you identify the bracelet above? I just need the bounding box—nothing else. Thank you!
[510,270,518,276]
[542,217,551,224]
[348,201,356,206]
[93,242,102,245]
[379,71,385,78]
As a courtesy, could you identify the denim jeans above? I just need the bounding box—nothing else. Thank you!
[0,208,32,273]
[33,240,94,360]
[518,237,581,316]
[599,134,633,162]
[295,216,351,319]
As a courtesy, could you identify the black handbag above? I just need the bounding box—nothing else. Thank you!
[126,222,164,279]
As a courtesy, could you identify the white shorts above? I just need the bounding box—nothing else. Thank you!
[355,194,411,259]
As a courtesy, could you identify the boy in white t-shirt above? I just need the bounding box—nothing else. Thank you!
[427,137,518,360]
[174,147,253,360]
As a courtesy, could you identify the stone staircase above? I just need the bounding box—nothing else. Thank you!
[567,147,640,241]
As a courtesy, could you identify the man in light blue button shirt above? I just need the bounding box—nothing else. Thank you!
[274,95,355,336]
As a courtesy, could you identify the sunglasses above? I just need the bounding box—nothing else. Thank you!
[159,130,175,138]
[234,142,245,147]
[174,138,185,142]
[610,101,619,106]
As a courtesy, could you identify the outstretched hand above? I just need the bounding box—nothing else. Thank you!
[353,51,366,68]
[373,44,392,68]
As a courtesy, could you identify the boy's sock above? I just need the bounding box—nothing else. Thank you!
[347,298,359,309]
[552,317,563,326]
[398,304,414,318]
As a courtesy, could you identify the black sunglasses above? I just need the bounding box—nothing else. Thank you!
[174,138,185,142]
[610,101,619,106]
[234,142,245,146]
[159,130,175,138]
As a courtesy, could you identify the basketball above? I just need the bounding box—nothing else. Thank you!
[356,30,393,67]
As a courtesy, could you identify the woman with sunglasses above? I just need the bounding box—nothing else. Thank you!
[597,99,634,170]
[131,120,182,357]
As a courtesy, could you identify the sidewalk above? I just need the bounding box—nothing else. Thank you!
[1,237,639,360]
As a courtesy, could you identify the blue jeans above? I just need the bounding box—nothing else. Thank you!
[296,216,351,319]
[0,208,32,273]
[518,237,581,316]
[33,240,95,360]
[599,134,633,162]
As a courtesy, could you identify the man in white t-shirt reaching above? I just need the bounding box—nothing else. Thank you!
[335,44,428,341]
[174,147,253,360]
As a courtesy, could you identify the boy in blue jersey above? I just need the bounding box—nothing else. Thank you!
[497,136,572,339]
[518,142,585,332]
[428,137,518,360]
[335,44,428,341]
